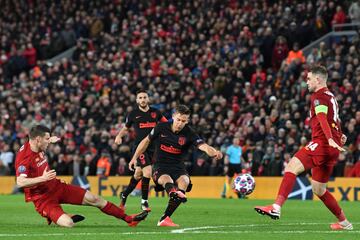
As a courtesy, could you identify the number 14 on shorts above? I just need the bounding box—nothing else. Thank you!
[305,141,319,151]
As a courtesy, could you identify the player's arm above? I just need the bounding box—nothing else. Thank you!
[49,136,61,143]
[114,126,129,145]
[16,168,57,188]
[198,144,223,160]
[315,104,345,151]
[128,136,151,171]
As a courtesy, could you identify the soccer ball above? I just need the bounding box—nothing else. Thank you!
[232,174,256,195]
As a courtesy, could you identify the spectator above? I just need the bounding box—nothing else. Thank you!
[349,0,360,24]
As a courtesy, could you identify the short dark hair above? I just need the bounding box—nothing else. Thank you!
[174,105,191,115]
[136,89,148,95]
[310,65,328,81]
[29,125,51,139]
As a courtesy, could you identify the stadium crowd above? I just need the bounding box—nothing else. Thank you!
[0,0,359,177]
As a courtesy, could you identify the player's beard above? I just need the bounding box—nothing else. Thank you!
[139,102,148,110]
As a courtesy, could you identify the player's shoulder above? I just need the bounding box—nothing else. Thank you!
[183,124,196,134]
[149,106,158,112]
[15,142,32,163]
[312,89,333,104]
[156,121,170,128]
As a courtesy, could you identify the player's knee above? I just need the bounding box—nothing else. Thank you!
[57,218,74,228]
[312,185,326,197]
[85,193,102,206]
[142,168,152,178]
[178,176,190,187]
[134,170,143,179]
[285,158,304,175]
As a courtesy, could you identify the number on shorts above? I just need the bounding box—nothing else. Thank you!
[306,141,318,151]
[139,154,146,165]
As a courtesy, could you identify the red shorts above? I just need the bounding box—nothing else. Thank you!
[33,182,86,224]
[295,141,339,183]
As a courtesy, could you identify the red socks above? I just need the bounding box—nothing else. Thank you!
[319,190,345,222]
[275,172,297,206]
[101,201,132,222]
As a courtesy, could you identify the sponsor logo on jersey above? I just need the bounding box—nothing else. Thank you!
[139,122,156,128]
[160,144,181,154]
[178,136,186,145]
[37,159,47,167]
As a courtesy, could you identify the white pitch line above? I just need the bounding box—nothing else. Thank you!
[1,230,360,238]
[1,223,359,238]
[171,222,360,233]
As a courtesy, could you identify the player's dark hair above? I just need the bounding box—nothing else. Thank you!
[175,105,191,115]
[29,125,51,139]
[310,65,328,81]
[136,89,148,95]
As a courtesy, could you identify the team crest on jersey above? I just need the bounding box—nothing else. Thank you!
[314,99,320,106]
[151,112,156,119]
[178,136,186,145]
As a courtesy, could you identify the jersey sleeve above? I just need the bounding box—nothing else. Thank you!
[148,124,161,141]
[226,146,232,156]
[312,95,329,116]
[15,149,30,177]
[157,110,167,122]
[188,127,205,147]
[313,94,333,140]
[125,111,133,128]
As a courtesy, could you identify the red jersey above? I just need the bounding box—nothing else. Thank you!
[309,87,342,145]
[15,142,61,202]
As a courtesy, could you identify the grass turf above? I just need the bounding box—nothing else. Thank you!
[0,195,358,240]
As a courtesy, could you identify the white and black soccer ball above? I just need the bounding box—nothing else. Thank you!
[233,174,255,196]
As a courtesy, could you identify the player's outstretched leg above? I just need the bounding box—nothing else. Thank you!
[254,172,297,220]
[157,194,183,227]
[83,191,148,227]
[255,157,304,220]
[120,175,141,209]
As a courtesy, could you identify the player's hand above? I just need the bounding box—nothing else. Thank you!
[224,166,228,174]
[114,135,122,145]
[49,136,61,144]
[340,134,347,146]
[213,150,223,160]
[328,138,345,152]
[128,158,136,171]
[42,168,56,181]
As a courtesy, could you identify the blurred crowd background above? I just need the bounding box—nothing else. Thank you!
[0,0,359,178]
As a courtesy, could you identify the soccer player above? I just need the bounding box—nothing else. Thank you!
[129,105,223,227]
[115,89,167,211]
[254,65,353,230]
[15,125,148,227]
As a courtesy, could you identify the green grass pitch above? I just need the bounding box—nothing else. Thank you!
[0,195,359,240]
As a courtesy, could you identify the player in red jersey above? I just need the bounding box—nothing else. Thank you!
[15,125,148,227]
[254,65,353,230]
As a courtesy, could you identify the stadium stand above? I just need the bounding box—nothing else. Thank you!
[0,0,359,177]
